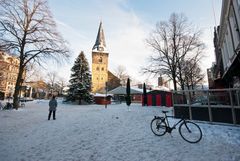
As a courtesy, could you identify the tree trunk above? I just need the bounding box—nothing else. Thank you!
[172,73,177,91]
[190,74,195,96]
[143,83,147,106]
[79,99,81,105]
[179,76,185,90]
[178,62,185,90]
[13,66,24,110]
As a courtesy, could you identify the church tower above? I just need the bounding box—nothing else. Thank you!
[92,21,109,93]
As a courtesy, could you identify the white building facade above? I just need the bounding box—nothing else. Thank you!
[210,0,240,88]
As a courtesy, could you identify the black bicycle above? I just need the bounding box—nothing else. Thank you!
[151,110,202,143]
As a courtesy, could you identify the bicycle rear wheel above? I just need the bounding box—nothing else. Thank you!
[179,121,202,143]
[150,117,167,136]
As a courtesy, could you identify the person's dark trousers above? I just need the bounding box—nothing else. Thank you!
[53,111,56,120]
[48,111,56,120]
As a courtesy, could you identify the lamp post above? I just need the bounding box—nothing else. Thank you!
[25,86,30,99]
[19,78,24,100]
[105,82,108,109]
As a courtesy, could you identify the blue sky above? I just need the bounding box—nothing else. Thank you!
[48,0,222,86]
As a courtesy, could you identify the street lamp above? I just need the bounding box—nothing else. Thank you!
[25,86,30,99]
[19,78,24,100]
[105,82,108,109]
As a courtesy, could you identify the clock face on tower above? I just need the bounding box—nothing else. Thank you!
[98,57,102,63]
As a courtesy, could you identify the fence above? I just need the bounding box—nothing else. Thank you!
[172,88,240,125]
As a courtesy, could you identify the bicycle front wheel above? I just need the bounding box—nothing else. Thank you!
[179,121,202,143]
[150,117,167,136]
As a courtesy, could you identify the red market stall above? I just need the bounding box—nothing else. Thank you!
[94,93,112,105]
[142,90,173,107]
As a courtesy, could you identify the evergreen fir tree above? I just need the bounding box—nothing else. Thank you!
[126,78,131,108]
[67,51,93,104]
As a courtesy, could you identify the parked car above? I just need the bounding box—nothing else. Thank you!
[191,96,223,106]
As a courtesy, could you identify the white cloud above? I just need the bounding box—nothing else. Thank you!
[49,1,155,85]
[106,13,153,84]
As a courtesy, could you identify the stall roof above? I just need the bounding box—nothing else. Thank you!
[94,93,113,97]
[108,86,143,95]
[147,90,172,94]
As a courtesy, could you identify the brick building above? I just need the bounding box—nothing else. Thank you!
[0,51,25,99]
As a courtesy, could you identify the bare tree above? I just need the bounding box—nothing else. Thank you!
[0,0,70,109]
[46,71,67,96]
[177,52,205,90]
[47,71,58,90]
[114,65,129,86]
[184,59,205,90]
[143,13,204,90]
[57,77,67,96]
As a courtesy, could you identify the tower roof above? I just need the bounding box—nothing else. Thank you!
[92,21,108,52]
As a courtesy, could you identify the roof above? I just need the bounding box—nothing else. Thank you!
[108,86,143,95]
[94,93,113,97]
[92,21,108,52]
[153,86,170,91]
[147,90,172,94]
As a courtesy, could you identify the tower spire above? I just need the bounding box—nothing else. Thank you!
[92,21,107,52]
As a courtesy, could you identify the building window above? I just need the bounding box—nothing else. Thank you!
[96,67,99,71]
[222,42,228,70]
[223,29,232,64]
[229,5,240,49]
[102,67,104,71]
[226,25,234,59]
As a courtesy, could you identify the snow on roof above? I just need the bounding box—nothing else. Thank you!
[153,86,170,91]
[94,93,113,97]
[108,86,143,95]
[92,48,109,53]
[92,21,108,52]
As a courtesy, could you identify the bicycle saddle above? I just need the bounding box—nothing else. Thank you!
[162,110,169,113]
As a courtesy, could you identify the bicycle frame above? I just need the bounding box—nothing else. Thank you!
[163,114,185,132]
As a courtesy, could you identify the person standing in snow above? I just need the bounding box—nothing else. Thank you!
[48,96,58,120]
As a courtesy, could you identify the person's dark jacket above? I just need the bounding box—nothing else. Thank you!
[49,99,57,111]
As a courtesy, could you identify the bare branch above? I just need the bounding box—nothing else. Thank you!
[0,0,70,109]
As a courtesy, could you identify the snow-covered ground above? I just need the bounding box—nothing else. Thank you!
[0,99,240,161]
